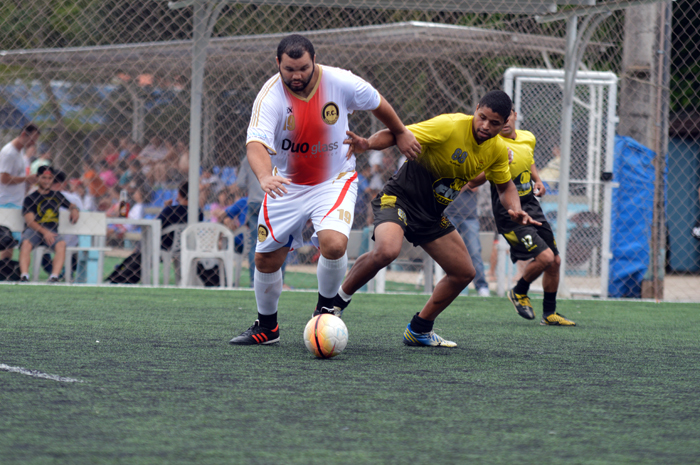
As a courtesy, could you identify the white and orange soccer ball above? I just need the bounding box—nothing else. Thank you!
[303,314,348,358]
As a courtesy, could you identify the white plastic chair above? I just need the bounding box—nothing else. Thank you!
[160,224,187,286]
[180,222,234,288]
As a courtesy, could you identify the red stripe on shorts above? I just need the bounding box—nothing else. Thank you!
[320,172,358,223]
[262,193,281,243]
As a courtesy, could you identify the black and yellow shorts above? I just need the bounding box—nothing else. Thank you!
[501,220,559,263]
[371,192,454,247]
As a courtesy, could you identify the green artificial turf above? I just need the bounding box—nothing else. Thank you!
[1,285,698,464]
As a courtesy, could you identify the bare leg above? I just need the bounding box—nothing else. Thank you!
[52,241,66,276]
[19,240,32,275]
[541,254,561,293]
[521,248,555,284]
[417,231,475,321]
[340,222,404,294]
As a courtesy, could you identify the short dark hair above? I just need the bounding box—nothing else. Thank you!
[54,171,67,183]
[277,34,315,62]
[37,165,54,175]
[178,182,188,200]
[22,124,40,135]
[477,91,513,122]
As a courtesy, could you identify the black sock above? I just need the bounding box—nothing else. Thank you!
[316,293,334,311]
[258,312,277,330]
[409,313,434,334]
[542,292,557,317]
[333,293,351,310]
[513,277,531,296]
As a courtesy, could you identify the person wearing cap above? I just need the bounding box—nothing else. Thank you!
[19,165,79,282]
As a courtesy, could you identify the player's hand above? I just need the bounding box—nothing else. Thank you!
[259,174,291,199]
[508,209,542,226]
[70,208,79,224]
[394,129,421,161]
[344,131,370,159]
[42,230,57,246]
[533,180,546,197]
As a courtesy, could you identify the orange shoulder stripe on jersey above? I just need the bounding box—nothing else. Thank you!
[320,172,358,223]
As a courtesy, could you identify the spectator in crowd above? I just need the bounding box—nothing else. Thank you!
[176,139,190,179]
[30,143,52,175]
[98,160,118,189]
[445,185,490,297]
[19,166,79,282]
[0,124,40,208]
[209,188,233,223]
[0,124,40,260]
[102,138,120,167]
[81,161,107,200]
[216,192,247,254]
[72,180,96,212]
[118,135,136,161]
[139,134,168,184]
[118,158,141,188]
[235,155,266,287]
[159,181,203,252]
[199,164,225,208]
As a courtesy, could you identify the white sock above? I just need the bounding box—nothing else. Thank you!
[338,287,353,302]
[254,269,283,316]
[316,254,348,298]
[50,274,59,279]
[21,273,29,279]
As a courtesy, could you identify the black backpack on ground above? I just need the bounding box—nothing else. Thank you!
[106,250,141,284]
[0,258,20,281]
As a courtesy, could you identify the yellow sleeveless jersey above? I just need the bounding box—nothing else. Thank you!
[406,113,511,205]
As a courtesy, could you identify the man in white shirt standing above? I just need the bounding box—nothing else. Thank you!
[229,34,420,345]
[0,124,40,260]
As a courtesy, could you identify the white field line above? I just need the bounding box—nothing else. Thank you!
[0,364,84,383]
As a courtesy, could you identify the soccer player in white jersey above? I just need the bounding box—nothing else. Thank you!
[229,35,419,345]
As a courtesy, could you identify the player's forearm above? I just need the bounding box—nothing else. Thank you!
[530,164,542,184]
[496,180,523,213]
[469,172,487,188]
[371,97,409,137]
[1,173,25,185]
[246,142,275,183]
[365,129,397,151]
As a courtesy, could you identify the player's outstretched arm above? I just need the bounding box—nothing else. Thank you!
[247,141,291,199]
[370,97,421,160]
[495,180,542,226]
[344,128,399,159]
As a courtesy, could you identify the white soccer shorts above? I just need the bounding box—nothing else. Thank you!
[255,171,358,253]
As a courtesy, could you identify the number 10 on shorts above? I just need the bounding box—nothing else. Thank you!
[337,209,352,224]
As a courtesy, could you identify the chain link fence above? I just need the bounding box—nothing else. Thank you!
[0,0,697,300]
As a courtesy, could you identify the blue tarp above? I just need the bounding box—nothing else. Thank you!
[608,136,655,298]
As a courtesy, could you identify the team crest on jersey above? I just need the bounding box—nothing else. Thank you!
[397,208,407,225]
[322,102,340,125]
[432,177,466,205]
[258,225,268,243]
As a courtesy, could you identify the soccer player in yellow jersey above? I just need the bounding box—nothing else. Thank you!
[469,109,576,326]
[333,91,541,347]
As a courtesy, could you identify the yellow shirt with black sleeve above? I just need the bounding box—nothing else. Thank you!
[374,113,511,246]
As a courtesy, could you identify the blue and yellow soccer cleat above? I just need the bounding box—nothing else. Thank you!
[403,324,457,348]
[540,313,576,326]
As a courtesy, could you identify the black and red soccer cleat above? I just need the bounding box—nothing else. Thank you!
[229,320,280,345]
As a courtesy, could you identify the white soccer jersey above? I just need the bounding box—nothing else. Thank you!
[247,65,381,186]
